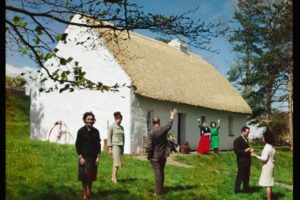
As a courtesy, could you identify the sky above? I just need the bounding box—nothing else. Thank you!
[6,0,237,77]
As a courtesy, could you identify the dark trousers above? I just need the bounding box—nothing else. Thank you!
[234,163,250,192]
[150,158,167,194]
[213,148,219,154]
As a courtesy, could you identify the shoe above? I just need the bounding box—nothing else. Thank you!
[234,190,241,194]
[82,194,88,200]
[111,179,117,184]
[153,192,161,197]
[243,189,250,193]
[87,191,92,197]
[82,191,88,200]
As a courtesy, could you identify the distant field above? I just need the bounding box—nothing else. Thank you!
[5,90,293,200]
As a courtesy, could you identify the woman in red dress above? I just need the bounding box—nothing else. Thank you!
[197,122,211,154]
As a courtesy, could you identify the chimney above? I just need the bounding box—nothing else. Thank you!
[167,39,188,53]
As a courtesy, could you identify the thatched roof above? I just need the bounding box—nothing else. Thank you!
[94,26,252,114]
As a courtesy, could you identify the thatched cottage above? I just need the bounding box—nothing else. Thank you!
[30,15,252,154]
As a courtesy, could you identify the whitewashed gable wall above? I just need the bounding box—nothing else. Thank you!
[30,15,133,153]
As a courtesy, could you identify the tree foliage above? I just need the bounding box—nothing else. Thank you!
[6,0,224,93]
[6,76,27,90]
[227,0,292,123]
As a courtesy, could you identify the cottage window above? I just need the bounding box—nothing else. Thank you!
[228,115,234,136]
[177,113,186,145]
[146,110,154,131]
[198,116,206,129]
[201,116,206,124]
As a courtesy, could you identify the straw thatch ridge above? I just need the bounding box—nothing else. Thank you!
[91,20,252,114]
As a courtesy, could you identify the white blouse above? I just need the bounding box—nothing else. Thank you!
[256,143,275,164]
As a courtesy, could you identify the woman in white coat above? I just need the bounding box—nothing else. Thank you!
[252,127,275,200]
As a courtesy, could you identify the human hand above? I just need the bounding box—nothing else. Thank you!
[108,147,112,155]
[170,108,178,118]
[95,157,100,165]
[79,156,85,165]
[251,152,257,157]
[245,148,253,152]
[217,119,221,124]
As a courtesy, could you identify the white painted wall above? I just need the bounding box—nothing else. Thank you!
[30,15,132,153]
[130,95,249,152]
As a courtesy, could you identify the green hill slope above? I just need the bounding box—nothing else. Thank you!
[5,90,293,200]
[6,89,30,123]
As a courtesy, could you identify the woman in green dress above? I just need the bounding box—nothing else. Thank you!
[210,119,221,154]
[108,111,125,183]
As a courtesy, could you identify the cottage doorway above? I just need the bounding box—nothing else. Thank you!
[177,113,186,145]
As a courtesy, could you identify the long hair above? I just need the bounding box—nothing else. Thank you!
[263,126,274,145]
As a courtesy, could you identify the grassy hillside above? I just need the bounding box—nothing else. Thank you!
[5,90,293,200]
[6,89,30,123]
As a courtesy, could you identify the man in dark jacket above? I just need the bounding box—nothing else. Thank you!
[233,126,254,193]
[146,108,177,196]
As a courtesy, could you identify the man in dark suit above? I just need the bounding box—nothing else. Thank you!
[233,126,254,193]
[146,108,177,196]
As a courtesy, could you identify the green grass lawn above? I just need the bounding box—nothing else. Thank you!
[5,90,293,200]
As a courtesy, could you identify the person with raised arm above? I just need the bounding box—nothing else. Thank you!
[146,108,177,196]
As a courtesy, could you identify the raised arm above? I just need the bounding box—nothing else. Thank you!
[217,119,221,128]
[162,108,177,134]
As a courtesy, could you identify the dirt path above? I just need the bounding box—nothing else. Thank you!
[132,154,193,168]
[274,182,293,190]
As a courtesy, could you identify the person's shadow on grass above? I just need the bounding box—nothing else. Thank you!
[164,185,198,193]
[248,186,261,193]
[272,191,285,200]
[94,189,129,198]
[117,178,138,183]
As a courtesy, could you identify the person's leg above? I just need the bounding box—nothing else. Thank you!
[112,166,118,183]
[243,165,250,192]
[115,166,119,181]
[160,158,167,194]
[87,182,92,197]
[266,187,272,200]
[234,164,243,193]
[112,146,121,183]
[151,159,162,195]
[82,182,88,200]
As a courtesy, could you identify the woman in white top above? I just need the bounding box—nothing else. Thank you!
[252,127,275,200]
